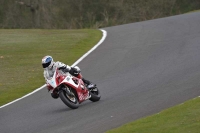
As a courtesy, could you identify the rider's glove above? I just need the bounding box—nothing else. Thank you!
[69,67,80,76]
[59,66,69,73]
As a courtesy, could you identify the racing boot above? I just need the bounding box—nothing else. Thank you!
[82,78,96,90]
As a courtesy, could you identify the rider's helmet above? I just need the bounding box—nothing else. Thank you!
[42,55,54,69]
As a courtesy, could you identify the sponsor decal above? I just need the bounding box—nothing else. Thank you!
[78,92,84,101]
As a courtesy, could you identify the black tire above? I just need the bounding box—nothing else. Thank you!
[59,89,79,109]
[51,92,59,99]
[89,87,101,102]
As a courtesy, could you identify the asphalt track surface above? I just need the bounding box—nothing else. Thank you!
[1,12,200,133]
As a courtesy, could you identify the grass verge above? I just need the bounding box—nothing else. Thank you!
[187,9,200,13]
[106,97,200,133]
[0,29,102,106]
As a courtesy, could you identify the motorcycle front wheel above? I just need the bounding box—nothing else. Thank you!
[59,89,79,109]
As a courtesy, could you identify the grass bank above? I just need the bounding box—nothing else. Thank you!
[187,9,200,13]
[107,97,200,133]
[0,29,102,106]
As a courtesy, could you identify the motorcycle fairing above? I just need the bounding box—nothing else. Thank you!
[46,68,89,103]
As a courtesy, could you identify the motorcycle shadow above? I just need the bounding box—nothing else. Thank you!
[48,100,102,114]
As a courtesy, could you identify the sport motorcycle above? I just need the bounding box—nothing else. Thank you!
[46,67,101,109]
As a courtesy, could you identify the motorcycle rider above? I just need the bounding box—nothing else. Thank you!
[42,55,95,98]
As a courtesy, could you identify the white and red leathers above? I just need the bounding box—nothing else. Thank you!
[42,55,94,92]
[43,61,71,80]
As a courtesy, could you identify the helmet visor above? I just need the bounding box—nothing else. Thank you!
[42,62,51,68]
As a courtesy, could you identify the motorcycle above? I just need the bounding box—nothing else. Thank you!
[46,67,101,109]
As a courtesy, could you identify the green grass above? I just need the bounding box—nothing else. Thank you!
[106,97,200,133]
[0,29,102,106]
[186,9,200,13]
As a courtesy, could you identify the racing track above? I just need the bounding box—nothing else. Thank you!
[1,12,200,133]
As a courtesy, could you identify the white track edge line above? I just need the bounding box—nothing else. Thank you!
[71,29,107,67]
[0,29,107,109]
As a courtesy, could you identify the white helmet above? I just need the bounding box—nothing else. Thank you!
[42,55,54,69]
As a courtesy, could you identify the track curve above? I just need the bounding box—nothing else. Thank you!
[1,12,200,133]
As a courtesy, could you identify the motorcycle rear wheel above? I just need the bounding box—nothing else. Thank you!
[89,87,101,102]
[59,89,79,109]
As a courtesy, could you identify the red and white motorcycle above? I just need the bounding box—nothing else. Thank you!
[46,67,101,109]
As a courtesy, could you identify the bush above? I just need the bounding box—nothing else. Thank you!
[0,0,200,29]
